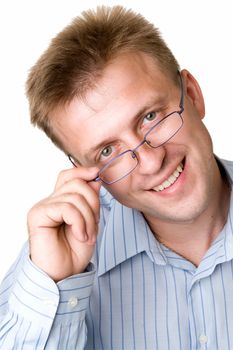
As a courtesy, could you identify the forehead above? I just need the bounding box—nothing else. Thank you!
[52,53,174,161]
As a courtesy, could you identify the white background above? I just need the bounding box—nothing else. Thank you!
[0,0,232,281]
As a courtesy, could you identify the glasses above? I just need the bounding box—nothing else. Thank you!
[69,71,184,185]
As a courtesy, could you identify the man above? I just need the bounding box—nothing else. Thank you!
[0,5,232,349]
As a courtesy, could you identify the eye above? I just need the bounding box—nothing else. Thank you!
[101,145,113,158]
[143,112,157,125]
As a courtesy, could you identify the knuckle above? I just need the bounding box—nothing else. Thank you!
[69,178,86,190]
[27,200,43,219]
[56,169,77,187]
[63,201,76,211]
[57,169,69,180]
[68,192,85,204]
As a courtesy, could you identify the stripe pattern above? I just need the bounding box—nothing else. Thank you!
[0,158,233,349]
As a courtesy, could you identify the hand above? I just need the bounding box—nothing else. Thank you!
[27,166,101,281]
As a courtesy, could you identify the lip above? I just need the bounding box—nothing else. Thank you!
[145,158,185,190]
[148,158,186,195]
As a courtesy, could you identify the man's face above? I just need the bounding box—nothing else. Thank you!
[53,52,217,226]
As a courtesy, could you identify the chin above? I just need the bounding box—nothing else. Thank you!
[143,194,209,224]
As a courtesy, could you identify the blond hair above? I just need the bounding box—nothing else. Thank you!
[26,5,180,152]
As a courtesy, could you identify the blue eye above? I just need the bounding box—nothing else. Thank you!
[143,112,156,124]
[101,145,113,158]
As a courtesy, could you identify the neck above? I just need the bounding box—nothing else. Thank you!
[145,163,231,267]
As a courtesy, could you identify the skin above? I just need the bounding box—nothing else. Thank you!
[28,52,231,281]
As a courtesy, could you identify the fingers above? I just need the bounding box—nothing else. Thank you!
[29,195,98,244]
[54,166,101,223]
[28,165,102,278]
[28,165,102,244]
[55,166,99,191]
[48,193,98,243]
[52,180,100,222]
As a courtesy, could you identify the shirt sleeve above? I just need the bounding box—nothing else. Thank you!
[0,243,96,350]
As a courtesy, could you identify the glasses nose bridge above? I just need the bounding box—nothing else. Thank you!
[132,136,152,155]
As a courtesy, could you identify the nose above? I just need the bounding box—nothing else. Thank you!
[134,142,166,176]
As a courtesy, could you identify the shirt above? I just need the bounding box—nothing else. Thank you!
[1,158,233,350]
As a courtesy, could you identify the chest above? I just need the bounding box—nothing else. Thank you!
[86,253,233,349]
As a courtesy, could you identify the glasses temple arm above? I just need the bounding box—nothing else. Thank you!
[178,71,184,113]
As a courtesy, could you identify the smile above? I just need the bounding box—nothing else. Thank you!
[153,163,184,192]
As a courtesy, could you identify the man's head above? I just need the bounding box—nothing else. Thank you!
[26,6,221,226]
[26,5,180,153]
[47,49,217,226]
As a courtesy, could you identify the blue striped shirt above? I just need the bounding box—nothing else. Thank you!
[1,158,233,349]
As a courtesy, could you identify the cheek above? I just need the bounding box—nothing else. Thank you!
[104,180,135,204]
[191,123,213,155]
[180,113,212,150]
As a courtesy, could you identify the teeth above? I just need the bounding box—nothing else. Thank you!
[177,164,183,172]
[153,163,183,192]
[163,180,171,188]
[168,174,176,183]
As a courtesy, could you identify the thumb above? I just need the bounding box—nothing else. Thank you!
[88,178,102,195]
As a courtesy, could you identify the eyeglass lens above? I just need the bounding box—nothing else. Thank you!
[98,112,183,184]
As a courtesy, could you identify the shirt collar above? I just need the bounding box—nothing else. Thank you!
[219,159,233,260]
[97,199,167,276]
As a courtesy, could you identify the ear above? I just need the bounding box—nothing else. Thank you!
[181,69,205,119]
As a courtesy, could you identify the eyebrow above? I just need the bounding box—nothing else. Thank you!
[84,94,167,158]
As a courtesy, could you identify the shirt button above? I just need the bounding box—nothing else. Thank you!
[199,334,208,344]
[68,297,78,308]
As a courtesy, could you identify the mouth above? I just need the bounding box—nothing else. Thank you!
[152,161,184,192]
